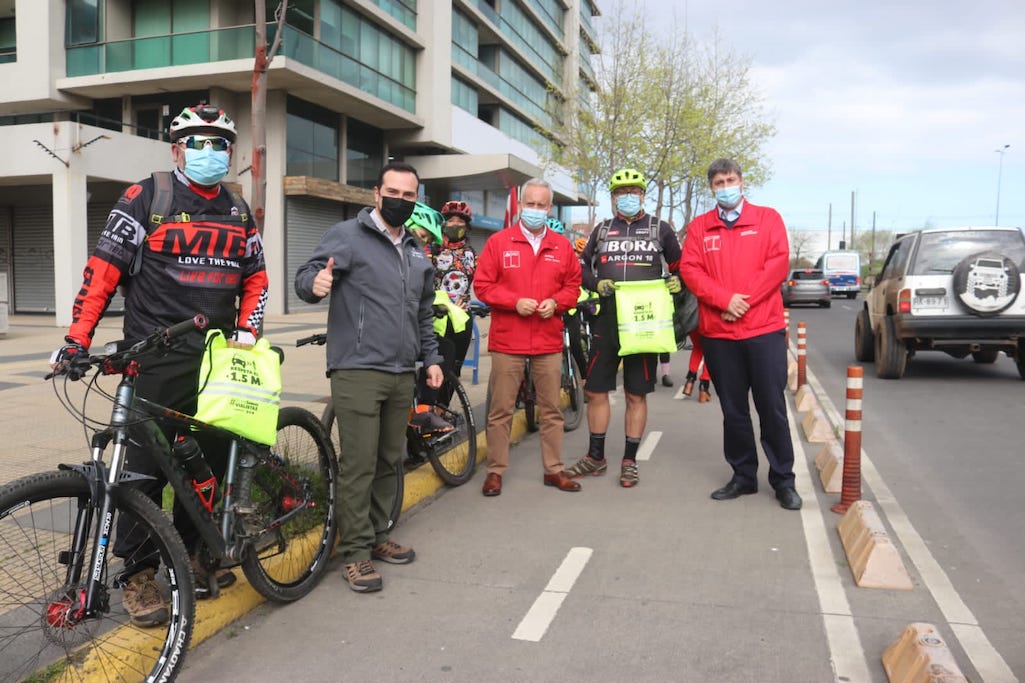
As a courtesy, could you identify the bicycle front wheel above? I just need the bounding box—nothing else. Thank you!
[241,407,338,602]
[0,470,194,683]
[424,372,478,486]
[561,353,585,432]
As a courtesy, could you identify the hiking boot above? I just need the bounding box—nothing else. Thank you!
[682,371,697,396]
[661,374,673,387]
[191,555,237,600]
[620,460,639,488]
[409,406,454,436]
[371,539,416,565]
[343,560,383,592]
[123,567,169,628]
[565,455,607,478]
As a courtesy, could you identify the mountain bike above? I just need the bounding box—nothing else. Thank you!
[0,316,337,683]
[296,333,478,491]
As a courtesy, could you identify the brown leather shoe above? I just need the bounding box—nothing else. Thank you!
[543,472,582,492]
[482,473,502,497]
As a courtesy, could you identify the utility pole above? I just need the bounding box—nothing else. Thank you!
[995,144,1010,225]
[870,211,876,272]
[850,190,856,250]
[841,220,846,250]
[827,203,832,252]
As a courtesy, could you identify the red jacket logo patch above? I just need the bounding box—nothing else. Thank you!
[502,250,521,269]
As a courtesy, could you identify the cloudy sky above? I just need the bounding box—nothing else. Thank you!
[591,0,1025,242]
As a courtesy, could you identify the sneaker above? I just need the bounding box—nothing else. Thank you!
[372,539,416,564]
[620,460,639,488]
[409,406,454,436]
[343,560,383,592]
[565,455,608,478]
[123,567,169,628]
[191,555,237,600]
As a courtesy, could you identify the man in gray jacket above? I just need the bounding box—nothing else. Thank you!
[295,161,443,593]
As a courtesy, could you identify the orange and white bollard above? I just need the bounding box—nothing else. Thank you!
[832,366,863,514]
[784,309,790,347]
[796,322,807,390]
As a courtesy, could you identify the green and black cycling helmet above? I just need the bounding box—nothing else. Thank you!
[546,217,566,235]
[406,202,443,245]
[169,104,237,143]
[608,168,646,193]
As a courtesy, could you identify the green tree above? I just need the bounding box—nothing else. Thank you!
[250,1,287,233]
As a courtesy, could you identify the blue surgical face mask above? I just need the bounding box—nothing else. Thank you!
[615,194,642,217]
[183,147,230,186]
[520,207,548,229]
[714,185,743,210]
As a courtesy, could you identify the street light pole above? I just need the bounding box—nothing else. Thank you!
[995,144,1010,225]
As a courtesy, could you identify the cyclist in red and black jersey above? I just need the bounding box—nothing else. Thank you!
[51,103,268,627]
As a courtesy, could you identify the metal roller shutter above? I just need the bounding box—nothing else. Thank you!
[285,196,345,313]
[87,203,125,313]
[12,206,55,312]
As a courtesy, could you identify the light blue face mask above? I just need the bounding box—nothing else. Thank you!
[183,147,230,186]
[714,185,743,210]
[520,207,548,229]
[615,194,642,217]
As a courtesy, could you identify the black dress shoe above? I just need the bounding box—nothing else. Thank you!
[710,480,758,500]
[775,487,802,510]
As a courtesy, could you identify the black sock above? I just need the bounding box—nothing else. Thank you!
[623,436,641,463]
[587,433,606,460]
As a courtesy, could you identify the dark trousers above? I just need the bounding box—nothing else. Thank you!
[700,330,795,491]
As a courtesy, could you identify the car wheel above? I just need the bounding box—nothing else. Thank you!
[951,252,1021,315]
[854,309,875,362]
[1016,340,1025,380]
[847,292,857,300]
[971,348,1000,364]
[820,300,831,308]
[874,316,906,379]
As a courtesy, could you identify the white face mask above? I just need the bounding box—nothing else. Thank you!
[520,207,548,228]
[714,185,742,210]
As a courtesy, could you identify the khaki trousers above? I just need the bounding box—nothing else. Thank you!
[486,351,565,476]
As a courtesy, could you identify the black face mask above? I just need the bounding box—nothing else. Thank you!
[444,225,466,241]
[379,196,416,228]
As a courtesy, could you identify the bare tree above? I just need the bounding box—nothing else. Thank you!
[250,1,287,233]
[789,229,818,267]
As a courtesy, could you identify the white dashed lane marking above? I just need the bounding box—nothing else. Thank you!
[511,547,593,642]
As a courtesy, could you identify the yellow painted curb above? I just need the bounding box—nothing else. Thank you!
[882,622,967,682]
[814,441,843,494]
[837,501,913,590]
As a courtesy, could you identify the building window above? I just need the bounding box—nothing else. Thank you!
[0,16,15,63]
[451,77,478,114]
[287,97,340,181]
[346,118,384,189]
[67,0,101,46]
[131,0,211,68]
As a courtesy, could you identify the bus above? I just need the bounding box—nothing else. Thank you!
[814,250,861,299]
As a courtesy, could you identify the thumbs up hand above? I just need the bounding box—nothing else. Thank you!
[312,257,335,298]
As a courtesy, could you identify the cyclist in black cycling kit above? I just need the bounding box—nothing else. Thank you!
[566,168,683,489]
[50,103,269,627]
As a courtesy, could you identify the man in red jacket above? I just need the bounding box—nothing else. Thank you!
[475,178,582,496]
[680,158,801,510]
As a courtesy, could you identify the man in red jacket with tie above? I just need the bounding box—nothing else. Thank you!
[475,178,582,496]
[680,158,801,511]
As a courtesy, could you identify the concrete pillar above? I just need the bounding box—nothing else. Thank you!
[52,168,90,328]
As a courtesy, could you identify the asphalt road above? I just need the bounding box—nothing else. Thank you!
[785,295,1025,679]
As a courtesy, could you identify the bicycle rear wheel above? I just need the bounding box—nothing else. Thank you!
[0,470,194,683]
[321,403,403,531]
[424,372,478,486]
[241,407,338,602]
[561,352,585,432]
[523,372,539,433]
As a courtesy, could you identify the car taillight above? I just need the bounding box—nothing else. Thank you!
[788,280,796,287]
[856,276,861,285]
[898,288,911,313]
[822,280,830,286]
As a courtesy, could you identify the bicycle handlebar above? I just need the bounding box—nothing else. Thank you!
[295,333,327,347]
[468,300,490,317]
[47,314,209,380]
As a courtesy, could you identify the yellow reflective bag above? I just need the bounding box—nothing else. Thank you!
[195,330,281,445]
[614,279,677,356]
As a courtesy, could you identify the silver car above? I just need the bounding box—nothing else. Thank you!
[781,269,831,308]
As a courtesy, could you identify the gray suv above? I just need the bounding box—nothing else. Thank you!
[854,226,1025,379]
